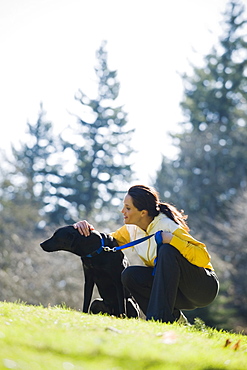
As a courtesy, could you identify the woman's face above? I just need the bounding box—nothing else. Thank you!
[121,194,144,226]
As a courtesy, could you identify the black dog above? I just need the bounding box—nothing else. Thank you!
[40,226,139,318]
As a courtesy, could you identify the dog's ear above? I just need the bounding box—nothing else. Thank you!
[71,228,103,256]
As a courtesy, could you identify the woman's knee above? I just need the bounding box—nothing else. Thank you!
[121,265,152,289]
[158,243,178,258]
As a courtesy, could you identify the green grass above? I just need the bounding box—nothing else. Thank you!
[0,302,246,370]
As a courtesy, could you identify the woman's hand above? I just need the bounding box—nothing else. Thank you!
[73,220,95,236]
[161,231,173,244]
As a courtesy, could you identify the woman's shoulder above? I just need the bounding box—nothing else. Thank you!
[111,224,137,245]
[114,224,137,233]
[153,213,180,232]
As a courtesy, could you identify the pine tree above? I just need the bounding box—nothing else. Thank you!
[54,41,135,224]
[8,103,64,226]
[154,0,247,330]
[155,0,247,222]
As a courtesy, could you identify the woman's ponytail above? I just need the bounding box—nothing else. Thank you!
[159,202,189,231]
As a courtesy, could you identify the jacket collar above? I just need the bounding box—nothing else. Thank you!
[146,213,166,233]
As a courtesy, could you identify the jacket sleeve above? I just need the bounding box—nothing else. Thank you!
[170,228,211,267]
[111,225,131,246]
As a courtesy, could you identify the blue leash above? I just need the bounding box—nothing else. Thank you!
[102,230,163,253]
[85,235,155,257]
[107,231,163,252]
[85,230,164,275]
[103,230,164,275]
[152,230,164,275]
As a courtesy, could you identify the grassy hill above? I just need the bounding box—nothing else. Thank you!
[0,301,246,370]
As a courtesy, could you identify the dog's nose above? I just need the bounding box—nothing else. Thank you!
[40,242,47,250]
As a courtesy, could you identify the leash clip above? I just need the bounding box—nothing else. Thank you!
[103,246,116,252]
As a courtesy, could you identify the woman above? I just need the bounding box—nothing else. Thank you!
[74,184,219,323]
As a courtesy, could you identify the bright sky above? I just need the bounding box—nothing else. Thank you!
[0,0,234,184]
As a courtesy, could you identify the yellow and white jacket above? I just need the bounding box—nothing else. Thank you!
[111,213,213,270]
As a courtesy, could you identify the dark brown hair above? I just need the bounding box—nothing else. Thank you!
[128,185,189,231]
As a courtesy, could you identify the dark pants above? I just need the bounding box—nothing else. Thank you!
[121,244,219,323]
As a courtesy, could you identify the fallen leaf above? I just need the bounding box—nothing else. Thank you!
[160,331,177,344]
[224,338,232,347]
[232,339,241,351]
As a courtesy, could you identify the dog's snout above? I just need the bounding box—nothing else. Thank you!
[40,240,51,252]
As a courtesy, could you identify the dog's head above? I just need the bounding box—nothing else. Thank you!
[40,226,117,257]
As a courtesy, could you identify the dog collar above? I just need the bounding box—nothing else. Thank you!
[84,237,105,258]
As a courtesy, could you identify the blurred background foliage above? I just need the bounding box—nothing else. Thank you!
[1,0,247,334]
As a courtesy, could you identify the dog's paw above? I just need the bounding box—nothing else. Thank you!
[89,299,113,315]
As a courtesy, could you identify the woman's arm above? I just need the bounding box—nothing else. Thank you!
[161,229,211,267]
